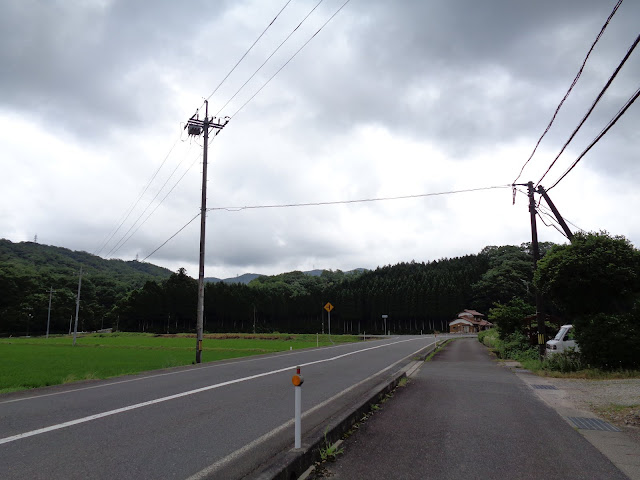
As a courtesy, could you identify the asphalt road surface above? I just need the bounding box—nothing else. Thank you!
[0,335,437,479]
[324,337,628,480]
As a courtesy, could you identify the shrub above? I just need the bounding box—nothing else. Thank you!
[478,328,499,348]
[574,309,640,370]
[543,349,583,373]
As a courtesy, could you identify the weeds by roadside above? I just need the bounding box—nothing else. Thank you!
[479,328,640,379]
[319,429,344,462]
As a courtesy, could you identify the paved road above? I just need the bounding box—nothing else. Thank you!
[324,338,628,480]
[0,335,437,479]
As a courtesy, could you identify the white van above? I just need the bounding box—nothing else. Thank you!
[546,324,578,355]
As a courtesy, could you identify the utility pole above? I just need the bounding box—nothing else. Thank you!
[46,286,54,338]
[185,102,229,363]
[536,186,574,241]
[525,181,546,359]
[73,267,82,346]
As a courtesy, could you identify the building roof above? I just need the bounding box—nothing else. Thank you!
[449,318,474,326]
[463,309,485,317]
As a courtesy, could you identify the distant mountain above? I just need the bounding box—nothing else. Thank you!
[204,273,263,285]
[0,239,172,281]
[204,268,367,285]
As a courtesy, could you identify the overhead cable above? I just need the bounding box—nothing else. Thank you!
[106,144,196,257]
[512,0,624,185]
[537,33,640,187]
[548,84,640,190]
[143,212,201,262]
[215,0,325,117]
[94,134,181,256]
[202,0,294,109]
[142,184,511,261]
[207,185,512,212]
[231,0,353,118]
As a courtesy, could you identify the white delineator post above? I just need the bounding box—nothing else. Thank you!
[292,366,304,449]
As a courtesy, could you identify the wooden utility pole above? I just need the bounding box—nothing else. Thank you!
[46,286,54,338]
[73,268,82,346]
[525,182,546,359]
[185,102,229,363]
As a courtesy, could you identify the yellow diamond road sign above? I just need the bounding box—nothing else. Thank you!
[324,302,334,313]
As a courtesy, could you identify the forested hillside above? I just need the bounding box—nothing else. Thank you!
[0,239,172,335]
[0,238,549,336]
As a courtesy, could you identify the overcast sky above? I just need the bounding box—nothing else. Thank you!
[1,0,639,280]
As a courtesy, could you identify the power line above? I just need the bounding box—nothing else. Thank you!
[142,184,511,261]
[214,0,326,117]
[230,0,353,118]
[538,203,585,234]
[106,143,196,257]
[111,149,204,258]
[537,32,640,187]
[512,0,623,185]
[143,212,201,262]
[94,134,181,256]
[199,0,293,111]
[548,84,640,190]
[537,211,568,239]
[207,185,512,212]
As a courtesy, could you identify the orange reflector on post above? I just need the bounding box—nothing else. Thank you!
[292,374,304,386]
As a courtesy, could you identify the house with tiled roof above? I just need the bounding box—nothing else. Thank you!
[449,309,493,333]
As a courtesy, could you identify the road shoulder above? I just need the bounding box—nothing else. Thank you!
[507,363,640,480]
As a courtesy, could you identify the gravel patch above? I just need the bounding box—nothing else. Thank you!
[542,377,640,443]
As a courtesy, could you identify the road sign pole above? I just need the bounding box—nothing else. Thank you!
[328,309,331,337]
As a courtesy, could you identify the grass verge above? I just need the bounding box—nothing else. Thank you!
[0,332,362,393]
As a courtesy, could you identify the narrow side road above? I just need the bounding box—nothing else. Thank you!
[321,338,628,480]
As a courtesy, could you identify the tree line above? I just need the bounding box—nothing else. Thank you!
[0,238,548,336]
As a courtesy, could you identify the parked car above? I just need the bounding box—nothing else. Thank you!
[546,324,578,355]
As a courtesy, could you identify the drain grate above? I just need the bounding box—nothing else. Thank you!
[567,417,621,432]
[531,384,558,390]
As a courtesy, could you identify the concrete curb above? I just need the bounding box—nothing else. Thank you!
[245,342,438,480]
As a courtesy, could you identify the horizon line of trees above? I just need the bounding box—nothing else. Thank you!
[2,242,551,336]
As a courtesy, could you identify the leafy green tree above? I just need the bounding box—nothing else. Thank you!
[488,298,535,339]
[534,232,640,316]
[534,232,640,369]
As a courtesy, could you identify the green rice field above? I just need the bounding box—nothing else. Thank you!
[0,332,362,393]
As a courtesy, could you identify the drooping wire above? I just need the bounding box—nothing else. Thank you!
[214,0,325,117]
[142,184,511,261]
[548,84,640,191]
[106,143,196,257]
[230,0,353,118]
[207,185,512,212]
[94,134,181,256]
[512,0,624,185]
[537,211,569,239]
[537,33,640,187]
[110,149,204,258]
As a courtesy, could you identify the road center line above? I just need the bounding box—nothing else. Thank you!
[0,337,426,446]
[185,340,437,480]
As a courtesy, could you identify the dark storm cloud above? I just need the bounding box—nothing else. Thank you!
[0,0,232,139]
[279,0,639,162]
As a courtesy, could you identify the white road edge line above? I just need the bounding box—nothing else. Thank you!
[0,337,428,446]
[185,340,436,480]
[0,339,372,405]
